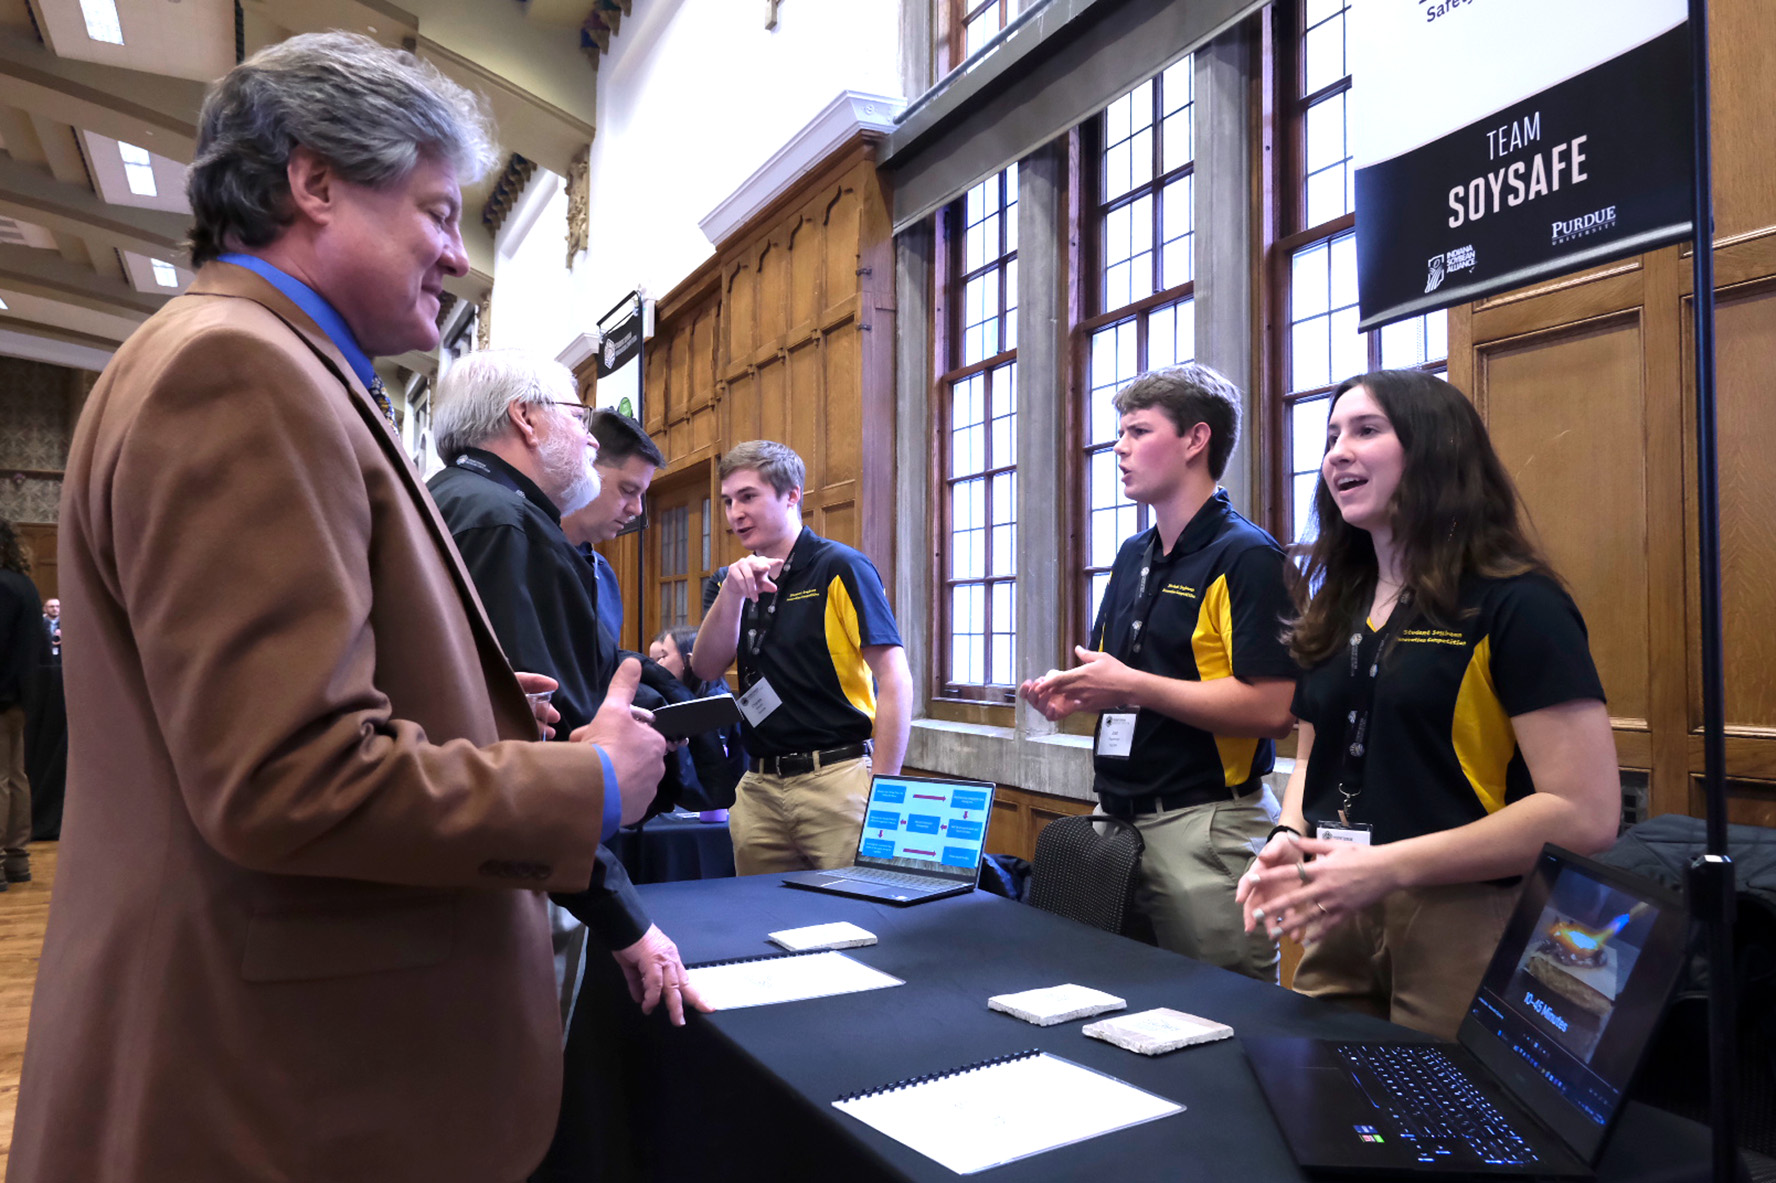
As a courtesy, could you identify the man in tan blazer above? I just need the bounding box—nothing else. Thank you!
[8,32,668,1183]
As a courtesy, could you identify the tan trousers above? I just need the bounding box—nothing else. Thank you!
[1292,879,1520,1040]
[1,705,30,863]
[730,756,872,875]
[1126,788,1279,981]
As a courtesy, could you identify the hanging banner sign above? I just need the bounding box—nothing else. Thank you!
[593,291,650,423]
[596,296,644,378]
[1351,0,1691,331]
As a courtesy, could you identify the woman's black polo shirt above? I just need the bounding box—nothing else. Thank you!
[721,528,902,760]
[1292,572,1606,845]
[1089,491,1298,808]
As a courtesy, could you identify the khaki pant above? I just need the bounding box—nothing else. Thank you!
[1127,788,1279,981]
[730,756,872,875]
[1292,879,1519,1040]
[2,705,30,865]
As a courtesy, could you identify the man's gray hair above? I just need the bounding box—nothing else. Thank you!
[187,31,498,265]
[432,350,578,463]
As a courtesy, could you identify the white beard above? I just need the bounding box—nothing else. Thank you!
[542,426,601,516]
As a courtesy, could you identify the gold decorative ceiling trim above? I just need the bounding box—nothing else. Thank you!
[479,152,537,233]
[581,0,632,67]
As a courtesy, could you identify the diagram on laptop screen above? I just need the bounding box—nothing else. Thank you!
[859,779,991,873]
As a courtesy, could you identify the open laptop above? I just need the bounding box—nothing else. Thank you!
[781,774,998,905]
[1246,845,1689,1178]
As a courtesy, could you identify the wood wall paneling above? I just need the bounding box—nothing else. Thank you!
[18,524,56,602]
[632,143,895,642]
[1708,0,1776,244]
[1450,0,1776,823]
[1476,315,1652,726]
[1700,282,1776,733]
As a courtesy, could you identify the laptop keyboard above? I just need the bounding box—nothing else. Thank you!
[1336,1043,1540,1167]
[830,867,944,891]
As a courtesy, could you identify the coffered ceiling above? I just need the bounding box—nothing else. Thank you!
[0,0,625,376]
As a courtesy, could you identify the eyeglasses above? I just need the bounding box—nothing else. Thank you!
[544,400,593,430]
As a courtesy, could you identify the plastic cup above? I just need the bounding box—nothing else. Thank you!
[525,689,554,739]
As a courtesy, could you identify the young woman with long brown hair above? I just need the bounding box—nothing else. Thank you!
[1236,370,1620,1038]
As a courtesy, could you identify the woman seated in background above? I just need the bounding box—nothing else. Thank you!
[1238,369,1620,1040]
[650,625,745,813]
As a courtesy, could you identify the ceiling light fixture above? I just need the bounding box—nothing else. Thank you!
[79,0,124,45]
[150,260,178,287]
[119,142,157,197]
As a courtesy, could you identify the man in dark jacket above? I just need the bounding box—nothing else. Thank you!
[427,349,709,1024]
[0,519,46,888]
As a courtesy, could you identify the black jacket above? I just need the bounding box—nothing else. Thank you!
[0,568,46,710]
[429,451,687,948]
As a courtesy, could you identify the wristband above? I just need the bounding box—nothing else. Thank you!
[1266,824,1302,844]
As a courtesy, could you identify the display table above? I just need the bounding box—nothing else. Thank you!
[536,875,1714,1182]
[604,812,735,886]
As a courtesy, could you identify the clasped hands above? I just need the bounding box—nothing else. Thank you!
[1017,646,1137,720]
[1236,833,1401,946]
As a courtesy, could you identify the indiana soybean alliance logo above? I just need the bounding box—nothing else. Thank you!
[1551,205,1618,246]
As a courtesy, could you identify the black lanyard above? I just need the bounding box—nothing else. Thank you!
[739,531,807,683]
[1120,534,1168,661]
[1330,590,1414,823]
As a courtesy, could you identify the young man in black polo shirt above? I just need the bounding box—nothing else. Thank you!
[692,440,912,875]
[1020,364,1297,980]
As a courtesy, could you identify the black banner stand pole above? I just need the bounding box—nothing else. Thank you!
[1683,2,1737,1181]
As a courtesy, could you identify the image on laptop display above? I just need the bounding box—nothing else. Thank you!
[780,774,998,905]
[1459,854,1685,1161]
[856,776,993,879]
[1244,846,1690,1178]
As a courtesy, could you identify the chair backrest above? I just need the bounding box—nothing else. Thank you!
[1026,814,1145,936]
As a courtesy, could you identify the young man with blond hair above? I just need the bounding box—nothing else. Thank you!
[693,440,912,874]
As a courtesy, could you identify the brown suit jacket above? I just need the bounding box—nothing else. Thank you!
[8,264,610,1182]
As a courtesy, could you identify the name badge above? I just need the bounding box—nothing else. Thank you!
[737,677,783,727]
[1314,820,1373,846]
[1096,712,1137,758]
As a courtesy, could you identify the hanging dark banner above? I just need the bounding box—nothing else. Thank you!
[595,296,644,379]
[1352,3,1691,331]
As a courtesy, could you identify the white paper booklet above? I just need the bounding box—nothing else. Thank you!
[986,983,1126,1026]
[767,921,879,952]
[685,950,902,1011]
[1082,1007,1235,1055]
[834,1050,1182,1174]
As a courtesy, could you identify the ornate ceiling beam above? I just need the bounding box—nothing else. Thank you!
[0,29,204,162]
[0,152,190,262]
[0,243,167,318]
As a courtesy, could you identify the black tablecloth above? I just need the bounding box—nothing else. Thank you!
[537,875,1714,1182]
[604,813,735,886]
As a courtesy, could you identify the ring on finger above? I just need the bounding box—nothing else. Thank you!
[1295,861,1311,885]
[1315,901,1329,916]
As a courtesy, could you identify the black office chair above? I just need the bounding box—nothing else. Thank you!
[1026,814,1145,937]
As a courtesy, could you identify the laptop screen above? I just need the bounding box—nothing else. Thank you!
[1459,847,1688,1164]
[853,775,997,884]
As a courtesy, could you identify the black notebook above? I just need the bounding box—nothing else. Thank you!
[832,1049,1184,1174]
